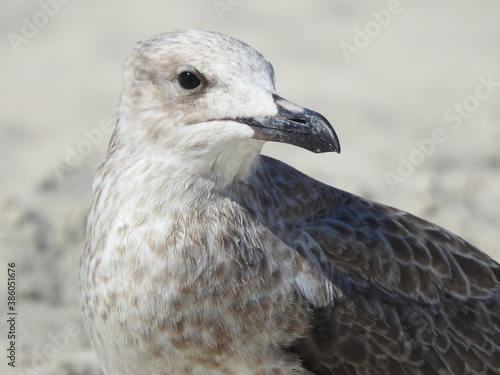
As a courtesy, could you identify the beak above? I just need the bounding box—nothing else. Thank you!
[237,95,340,153]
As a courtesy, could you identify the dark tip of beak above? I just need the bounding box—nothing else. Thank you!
[299,107,340,154]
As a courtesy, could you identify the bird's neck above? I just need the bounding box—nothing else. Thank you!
[191,142,263,187]
[108,118,264,189]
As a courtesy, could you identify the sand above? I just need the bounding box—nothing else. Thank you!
[1,1,499,374]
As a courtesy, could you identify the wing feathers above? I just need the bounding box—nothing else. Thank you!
[258,158,500,374]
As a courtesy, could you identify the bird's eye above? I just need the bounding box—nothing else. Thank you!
[178,71,201,90]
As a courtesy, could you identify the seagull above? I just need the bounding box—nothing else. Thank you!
[79,30,500,375]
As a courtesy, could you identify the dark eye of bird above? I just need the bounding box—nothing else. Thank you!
[178,71,201,90]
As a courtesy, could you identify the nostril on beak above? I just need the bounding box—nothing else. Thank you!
[287,117,307,125]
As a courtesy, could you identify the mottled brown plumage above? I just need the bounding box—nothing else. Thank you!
[79,30,500,375]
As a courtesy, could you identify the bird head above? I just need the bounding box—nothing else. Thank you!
[113,30,340,183]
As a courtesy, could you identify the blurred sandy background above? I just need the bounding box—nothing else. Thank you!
[0,1,499,374]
